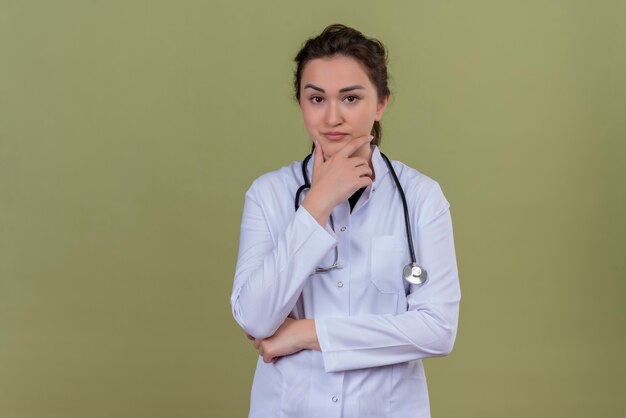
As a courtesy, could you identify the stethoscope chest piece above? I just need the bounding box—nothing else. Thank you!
[403,263,427,285]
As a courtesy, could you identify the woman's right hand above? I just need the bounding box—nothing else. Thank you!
[301,135,374,227]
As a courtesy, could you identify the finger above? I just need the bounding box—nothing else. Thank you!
[354,165,373,178]
[245,333,254,341]
[349,157,369,167]
[339,134,373,158]
[357,176,374,189]
[260,343,274,363]
[312,140,324,175]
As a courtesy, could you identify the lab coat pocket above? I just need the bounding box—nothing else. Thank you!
[275,350,313,417]
[370,235,407,295]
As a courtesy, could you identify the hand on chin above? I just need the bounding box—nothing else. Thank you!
[319,136,366,158]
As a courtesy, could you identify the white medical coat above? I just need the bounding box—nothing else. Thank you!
[231,146,461,418]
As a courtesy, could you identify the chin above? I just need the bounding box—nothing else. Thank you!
[319,142,344,158]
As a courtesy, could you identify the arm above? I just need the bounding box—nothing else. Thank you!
[316,191,461,372]
[252,186,460,369]
[230,183,336,339]
[232,136,375,339]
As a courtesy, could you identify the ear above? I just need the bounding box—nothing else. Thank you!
[375,95,390,121]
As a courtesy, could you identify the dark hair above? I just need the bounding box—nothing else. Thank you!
[294,24,390,146]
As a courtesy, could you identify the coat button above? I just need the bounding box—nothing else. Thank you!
[331,396,339,403]
[337,281,343,288]
[340,226,346,232]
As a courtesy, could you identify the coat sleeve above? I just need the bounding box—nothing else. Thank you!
[230,180,337,339]
[314,181,461,372]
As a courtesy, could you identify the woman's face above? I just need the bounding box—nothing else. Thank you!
[299,55,389,159]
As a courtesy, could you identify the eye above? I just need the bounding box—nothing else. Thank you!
[343,95,360,103]
[309,96,324,104]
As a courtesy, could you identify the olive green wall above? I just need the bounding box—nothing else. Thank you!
[1,1,624,417]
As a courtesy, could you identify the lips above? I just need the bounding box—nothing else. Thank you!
[322,132,349,141]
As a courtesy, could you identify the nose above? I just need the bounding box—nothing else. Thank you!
[324,101,343,126]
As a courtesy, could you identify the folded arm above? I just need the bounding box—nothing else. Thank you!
[316,206,461,371]
[252,202,460,370]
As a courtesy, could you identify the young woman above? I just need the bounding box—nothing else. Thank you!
[231,24,461,418]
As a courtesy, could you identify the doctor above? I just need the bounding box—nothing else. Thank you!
[231,24,461,418]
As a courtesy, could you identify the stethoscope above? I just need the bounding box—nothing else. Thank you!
[294,152,428,285]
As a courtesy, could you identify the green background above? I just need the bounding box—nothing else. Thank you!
[1,1,624,417]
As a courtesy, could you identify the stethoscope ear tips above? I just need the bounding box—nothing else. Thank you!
[403,263,427,285]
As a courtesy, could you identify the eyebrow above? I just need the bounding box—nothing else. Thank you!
[303,83,367,93]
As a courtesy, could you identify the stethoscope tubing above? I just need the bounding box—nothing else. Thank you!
[294,153,313,211]
[380,153,417,265]
[294,151,417,266]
